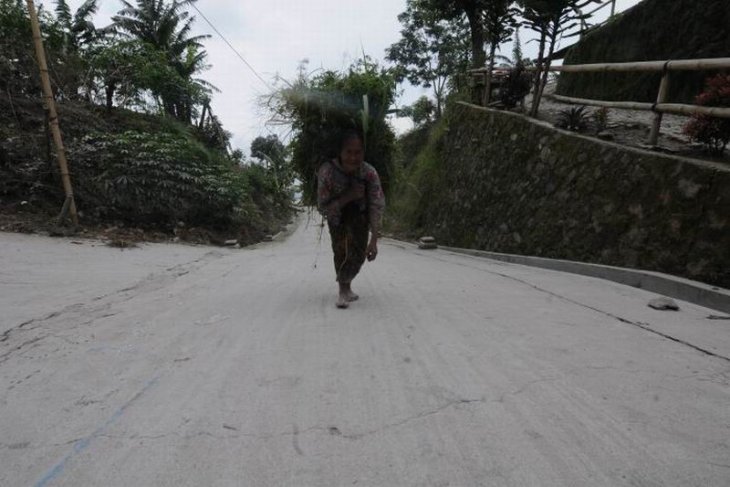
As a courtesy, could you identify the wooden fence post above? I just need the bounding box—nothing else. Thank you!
[26,0,78,224]
[648,69,671,146]
[483,72,491,106]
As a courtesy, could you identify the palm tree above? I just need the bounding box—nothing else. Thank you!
[112,0,212,122]
[113,0,209,59]
[54,0,99,51]
[51,0,101,99]
[174,44,217,123]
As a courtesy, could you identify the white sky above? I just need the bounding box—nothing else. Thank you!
[64,0,641,154]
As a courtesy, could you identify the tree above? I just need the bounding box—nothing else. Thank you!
[173,43,216,123]
[425,1,521,103]
[251,134,285,162]
[250,134,292,190]
[483,0,519,103]
[52,1,114,100]
[428,0,488,69]
[401,95,436,126]
[54,0,99,52]
[196,110,231,152]
[113,0,209,55]
[89,38,195,113]
[519,0,599,116]
[386,0,470,119]
[89,38,145,110]
[1,0,39,95]
[512,25,523,66]
[112,0,212,122]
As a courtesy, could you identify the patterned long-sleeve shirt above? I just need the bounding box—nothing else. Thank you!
[317,160,385,230]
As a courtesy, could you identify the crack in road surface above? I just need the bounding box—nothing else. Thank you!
[3,222,729,487]
[33,376,161,487]
[57,397,491,450]
[415,249,730,363]
[0,251,226,366]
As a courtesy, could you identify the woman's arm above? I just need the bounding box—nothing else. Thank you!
[365,165,385,261]
[365,166,385,233]
[318,163,365,221]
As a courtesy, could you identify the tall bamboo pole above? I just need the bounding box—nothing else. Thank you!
[26,0,78,224]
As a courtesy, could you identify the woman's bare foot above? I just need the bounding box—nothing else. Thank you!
[336,294,350,309]
[337,282,357,307]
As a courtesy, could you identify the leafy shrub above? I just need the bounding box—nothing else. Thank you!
[499,64,532,109]
[683,73,730,155]
[399,96,436,126]
[593,107,610,133]
[70,131,247,226]
[556,105,589,133]
[386,117,448,236]
[395,123,431,170]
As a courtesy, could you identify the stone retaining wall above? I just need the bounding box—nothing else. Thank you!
[416,103,730,288]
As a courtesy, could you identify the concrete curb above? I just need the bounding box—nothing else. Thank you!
[387,239,730,314]
[440,246,730,314]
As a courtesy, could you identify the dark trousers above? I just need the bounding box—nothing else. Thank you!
[328,204,369,283]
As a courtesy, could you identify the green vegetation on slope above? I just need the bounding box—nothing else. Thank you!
[385,119,447,239]
[0,94,291,242]
[0,0,292,241]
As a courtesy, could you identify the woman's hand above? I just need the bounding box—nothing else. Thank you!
[366,237,378,262]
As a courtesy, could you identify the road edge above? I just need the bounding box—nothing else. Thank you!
[387,239,730,314]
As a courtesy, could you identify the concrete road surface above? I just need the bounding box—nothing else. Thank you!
[1,216,729,486]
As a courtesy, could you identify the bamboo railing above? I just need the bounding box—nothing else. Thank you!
[540,58,730,73]
[470,57,730,145]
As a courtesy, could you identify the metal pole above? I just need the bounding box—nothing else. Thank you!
[611,0,616,17]
[26,0,78,225]
[648,71,671,146]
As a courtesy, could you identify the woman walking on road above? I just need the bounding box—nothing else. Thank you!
[317,130,385,309]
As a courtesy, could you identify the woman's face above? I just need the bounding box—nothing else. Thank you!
[339,137,364,174]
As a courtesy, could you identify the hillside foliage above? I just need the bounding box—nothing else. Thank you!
[0,0,291,239]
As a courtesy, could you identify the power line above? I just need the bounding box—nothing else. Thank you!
[189,2,272,92]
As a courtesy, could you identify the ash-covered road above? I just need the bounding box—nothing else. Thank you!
[1,217,729,486]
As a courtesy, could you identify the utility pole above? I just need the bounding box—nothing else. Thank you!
[26,0,79,225]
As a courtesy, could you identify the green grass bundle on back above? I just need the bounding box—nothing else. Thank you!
[271,59,397,204]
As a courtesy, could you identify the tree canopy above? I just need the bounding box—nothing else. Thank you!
[386,0,470,118]
[112,0,214,122]
[519,0,600,114]
[250,134,293,191]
